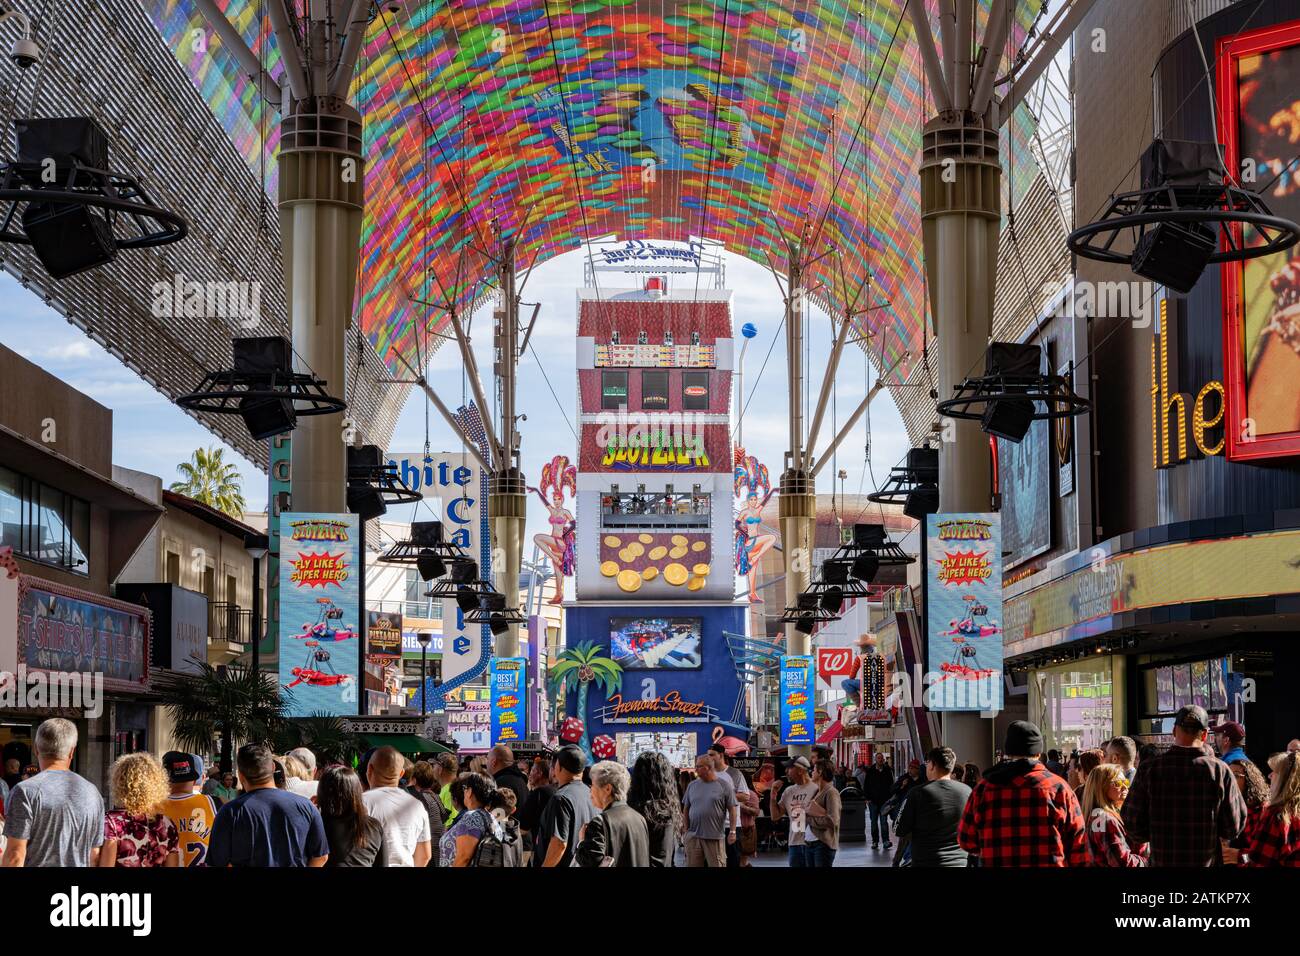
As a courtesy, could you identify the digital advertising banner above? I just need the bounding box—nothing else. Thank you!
[490,657,526,746]
[1219,20,1300,459]
[925,514,1003,713]
[278,513,360,717]
[779,655,814,745]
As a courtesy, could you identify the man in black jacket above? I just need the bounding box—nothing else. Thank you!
[577,760,649,867]
[894,747,971,867]
[862,752,895,849]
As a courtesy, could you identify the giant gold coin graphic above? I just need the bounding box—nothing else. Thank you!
[600,560,619,577]
[627,542,645,558]
[671,534,687,546]
[691,540,707,552]
[618,547,634,562]
[638,533,653,544]
[617,569,642,592]
[687,576,706,591]
[669,546,688,559]
[603,535,622,548]
[663,563,689,586]
[648,545,668,560]
[692,563,711,577]
[641,566,659,581]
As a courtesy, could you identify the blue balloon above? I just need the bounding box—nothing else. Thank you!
[741,322,758,339]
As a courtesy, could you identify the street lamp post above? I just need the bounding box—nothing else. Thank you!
[244,533,269,678]
[417,631,433,718]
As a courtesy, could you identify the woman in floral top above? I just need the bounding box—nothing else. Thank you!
[99,752,179,867]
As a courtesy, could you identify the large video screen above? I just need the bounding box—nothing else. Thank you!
[1221,23,1300,459]
[610,617,702,669]
[999,416,1052,568]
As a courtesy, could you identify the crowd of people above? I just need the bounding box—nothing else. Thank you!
[1,708,1298,867]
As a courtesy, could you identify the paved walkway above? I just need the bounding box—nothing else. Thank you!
[750,841,897,868]
[674,841,897,868]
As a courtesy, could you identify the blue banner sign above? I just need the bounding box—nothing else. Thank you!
[779,655,813,745]
[490,657,526,746]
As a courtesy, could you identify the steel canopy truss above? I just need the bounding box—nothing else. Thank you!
[0,0,404,467]
[144,0,1044,387]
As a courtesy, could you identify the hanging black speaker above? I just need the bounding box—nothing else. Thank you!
[20,201,115,279]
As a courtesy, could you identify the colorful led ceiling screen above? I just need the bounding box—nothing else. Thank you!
[146,1,1039,380]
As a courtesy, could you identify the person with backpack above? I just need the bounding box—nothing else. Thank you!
[440,771,520,867]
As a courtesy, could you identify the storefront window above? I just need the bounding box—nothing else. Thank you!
[1031,657,1114,754]
[0,464,90,574]
[1135,655,1230,738]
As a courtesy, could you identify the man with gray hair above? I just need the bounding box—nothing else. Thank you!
[576,760,649,867]
[285,747,319,799]
[1,718,104,867]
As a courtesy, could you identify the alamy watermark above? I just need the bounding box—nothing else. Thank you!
[0,666,103,719]
[151,272,261,328]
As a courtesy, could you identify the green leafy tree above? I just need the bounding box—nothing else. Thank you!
[154,663,286,773]
[548,641,622,761]
[170,446,246,518]
[273,714,362,767]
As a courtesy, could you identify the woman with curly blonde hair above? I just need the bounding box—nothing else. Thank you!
[99,753,179,867]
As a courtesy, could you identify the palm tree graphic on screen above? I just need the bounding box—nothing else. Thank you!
[549,641,623,761]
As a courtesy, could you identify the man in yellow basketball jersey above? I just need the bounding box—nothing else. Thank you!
[161,752,218,867]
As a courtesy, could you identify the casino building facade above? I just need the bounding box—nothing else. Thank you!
[996,1,1300,764]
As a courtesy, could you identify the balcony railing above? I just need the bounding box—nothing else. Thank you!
[209,601,250,645]
[368,599,443,621]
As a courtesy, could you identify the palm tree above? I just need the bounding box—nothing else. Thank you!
[548,640,622,761]
[170,446,246,518]
[273,714,361,766]
[154,663,286,773]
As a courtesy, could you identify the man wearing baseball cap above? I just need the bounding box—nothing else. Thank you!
[161,752,218,867]
[1214,721,1248,765]
[1122,705,1247,866]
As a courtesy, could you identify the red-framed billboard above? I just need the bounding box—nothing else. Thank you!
[1218,18,1300,461]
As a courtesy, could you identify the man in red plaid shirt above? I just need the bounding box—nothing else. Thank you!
[1122,704,1247,866]
[958,720,1088,866]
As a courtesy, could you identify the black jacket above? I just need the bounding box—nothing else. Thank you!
[576,801,650,867]
[493,766,530,815]
[863,765,894,803]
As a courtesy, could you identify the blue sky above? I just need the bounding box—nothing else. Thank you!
[0,250,913,546]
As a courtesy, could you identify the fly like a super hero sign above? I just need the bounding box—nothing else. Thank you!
[278,513,360,717]
[926,514,1003,713]
[780,655,814,745]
